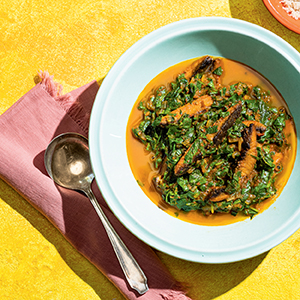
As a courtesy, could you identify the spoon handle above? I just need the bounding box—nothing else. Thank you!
[85,188,149,295]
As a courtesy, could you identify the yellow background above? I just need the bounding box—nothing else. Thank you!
[1,0,300,299]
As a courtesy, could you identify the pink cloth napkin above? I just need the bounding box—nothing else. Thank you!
[0,73,192,300]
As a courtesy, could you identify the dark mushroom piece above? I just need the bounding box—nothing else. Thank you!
[213,102,242,146]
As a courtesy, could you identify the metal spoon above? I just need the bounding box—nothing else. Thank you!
[44,132,148,294]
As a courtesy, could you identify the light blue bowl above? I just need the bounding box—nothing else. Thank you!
[89,17,300,263]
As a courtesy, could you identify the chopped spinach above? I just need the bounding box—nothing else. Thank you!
[132,56,292,218]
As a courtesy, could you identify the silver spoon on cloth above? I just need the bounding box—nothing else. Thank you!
[44,132,148,295]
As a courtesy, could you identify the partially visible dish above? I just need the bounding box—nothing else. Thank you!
[281,0,300,20]
[263,0,300,34]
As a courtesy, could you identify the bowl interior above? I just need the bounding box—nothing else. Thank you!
[89,17,300,263]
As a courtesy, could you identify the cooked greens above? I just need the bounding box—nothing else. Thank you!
[132,56,291,218]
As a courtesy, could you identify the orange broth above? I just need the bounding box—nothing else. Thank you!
[126,57,297,226]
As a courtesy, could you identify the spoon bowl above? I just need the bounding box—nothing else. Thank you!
[44,132,148,294]
[44,133,94,191]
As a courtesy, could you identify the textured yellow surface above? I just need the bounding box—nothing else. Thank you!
[0,0,300,299]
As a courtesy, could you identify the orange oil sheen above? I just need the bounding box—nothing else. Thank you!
[126,57,297,226]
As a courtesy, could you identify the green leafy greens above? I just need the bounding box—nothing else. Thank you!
[132,56,292,218]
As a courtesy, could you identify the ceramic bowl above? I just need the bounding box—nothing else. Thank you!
[89,17,300,263]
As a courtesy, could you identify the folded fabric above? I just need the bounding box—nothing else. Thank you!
[0,72,192,300]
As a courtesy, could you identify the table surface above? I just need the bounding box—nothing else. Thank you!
[1,0,300,299]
